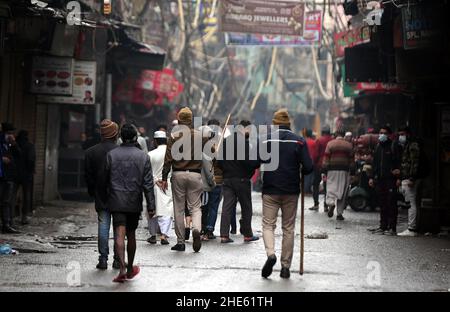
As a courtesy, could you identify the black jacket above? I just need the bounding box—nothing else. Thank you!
[1,140,21,182]
[218,132,260,180]
[16,139,36,182]
[372,139,401,181]
[261,127,314,195]
[84,141,118,210]
[105,143,155,213]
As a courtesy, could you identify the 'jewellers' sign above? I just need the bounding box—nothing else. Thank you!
[219,0,305,36]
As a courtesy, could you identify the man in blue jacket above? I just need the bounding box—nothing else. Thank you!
[85,119,120,270]
[260,109,313,279]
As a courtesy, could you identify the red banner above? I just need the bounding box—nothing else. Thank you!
[114,68,184,108]
[334,26,371,57]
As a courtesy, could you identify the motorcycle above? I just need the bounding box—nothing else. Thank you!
[347,159,376,212]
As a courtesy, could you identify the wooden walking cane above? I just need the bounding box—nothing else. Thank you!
[300,128,306,275]
[300,171,305,275]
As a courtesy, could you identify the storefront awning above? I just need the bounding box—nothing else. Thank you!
[109,27,166,72]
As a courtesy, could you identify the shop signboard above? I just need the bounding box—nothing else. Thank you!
[219,0,305,37]
[37,60,96,105]
[30,56,74,95]
[402,5,443,50]
[334,26,371,58]
[114,68,184,108]
[226,10,322,46]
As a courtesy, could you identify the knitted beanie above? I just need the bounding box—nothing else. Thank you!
[177,107,193,126]
[100,119,119,139]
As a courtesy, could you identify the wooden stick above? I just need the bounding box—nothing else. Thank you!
[216,113,231,152]
[210,113,231,173]
[300,170,305,275]
[300,128,306,275]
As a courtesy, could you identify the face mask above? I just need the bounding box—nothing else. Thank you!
[379,134,388,143]
[399,135,407,145]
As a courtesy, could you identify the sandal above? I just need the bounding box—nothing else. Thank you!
[221,237,234,244]
[127,265,140,280]
[113,273,127,283]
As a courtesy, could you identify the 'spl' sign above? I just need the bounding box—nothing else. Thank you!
[219,0,305,36]
[402,5,442,50]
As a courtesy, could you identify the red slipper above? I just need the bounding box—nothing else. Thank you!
[113,273,127,283]
[126,266,140,280]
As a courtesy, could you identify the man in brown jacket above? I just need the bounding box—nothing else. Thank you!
[160,107,206,252]
[322,130,354,221]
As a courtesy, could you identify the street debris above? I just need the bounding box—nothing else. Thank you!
[306,231,328,239]
[0,244,19,255]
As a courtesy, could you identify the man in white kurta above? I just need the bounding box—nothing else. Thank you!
[147,131,173,245]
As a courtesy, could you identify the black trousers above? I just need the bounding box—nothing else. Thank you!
[15,178,33,218]
[220,178,253,237]
[0,180,16,228]
[377,178,398,231]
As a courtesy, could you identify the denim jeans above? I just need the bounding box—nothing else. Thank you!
[401,180,420,231]
[206,185,223,233]
[97,210,115,261]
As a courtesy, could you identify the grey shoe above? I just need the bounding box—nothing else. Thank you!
[373,229,386,235]
[309,205,319,211]
[384,229,397,236]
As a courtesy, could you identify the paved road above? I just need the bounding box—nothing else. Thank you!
[0,194,449,292]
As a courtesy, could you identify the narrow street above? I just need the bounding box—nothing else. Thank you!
[1,194,449,292]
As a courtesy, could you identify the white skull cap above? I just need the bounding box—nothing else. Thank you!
[154,131,167,139]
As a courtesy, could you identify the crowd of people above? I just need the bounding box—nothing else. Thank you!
[0,122,36,234]
[305,124,428,237]
[84,107,428,283]
[84,108,314,282]
[2,108,428,283]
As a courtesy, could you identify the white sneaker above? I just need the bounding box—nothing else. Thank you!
[398,229,418,237]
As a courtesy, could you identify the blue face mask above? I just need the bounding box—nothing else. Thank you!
[379,134,388,143]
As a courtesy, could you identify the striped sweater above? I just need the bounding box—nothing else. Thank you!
[322,137,354,172]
